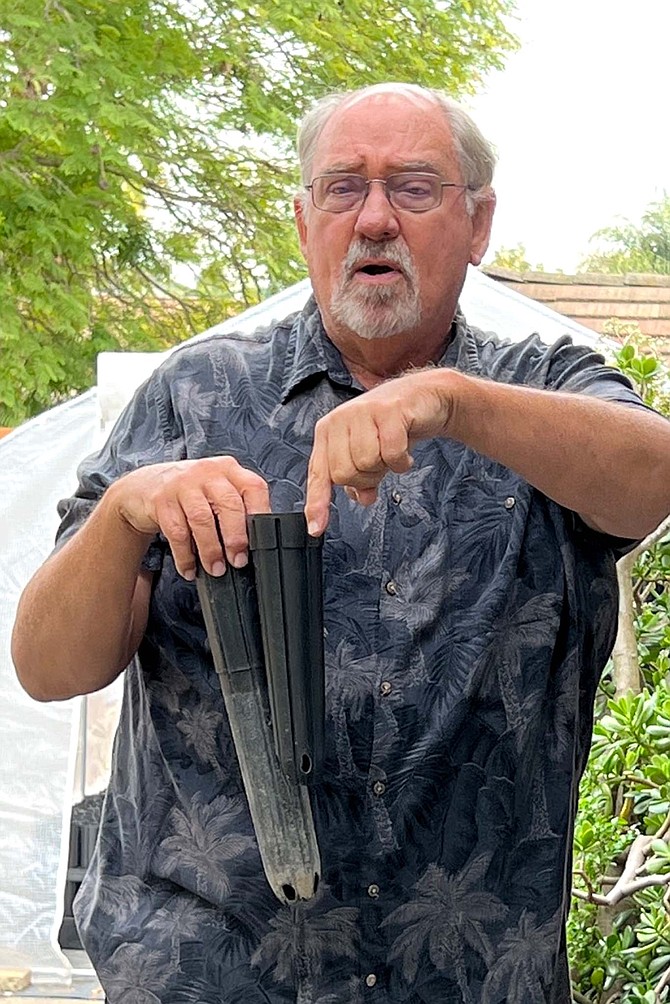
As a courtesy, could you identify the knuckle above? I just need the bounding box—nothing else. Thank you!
[210,486,245,514]
[195,544,222,568]
[330,462,353,484]
[313,416,332,440]
[168,523,192,545]
[223,533,248,556]
[184,503,215,528]
[243,468,267,488]
[383,445,407,466]
[352,444,382,469]
[212,459,268,496]
[217,455,242,477]
[155,501,188,538]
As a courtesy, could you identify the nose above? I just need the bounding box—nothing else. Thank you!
[354,180,401,242]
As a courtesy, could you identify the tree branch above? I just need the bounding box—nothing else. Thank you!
[612,514,670,697]
[133,265,198,333]
[573,811,670,908]
[627,514,670,565]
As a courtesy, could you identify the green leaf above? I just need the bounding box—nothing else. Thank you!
[590,966,605,988]
[642,356,660,376]
[0,0,519,423]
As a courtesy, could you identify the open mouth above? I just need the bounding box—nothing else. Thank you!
[358,264,398,276]
[351,261,405,282]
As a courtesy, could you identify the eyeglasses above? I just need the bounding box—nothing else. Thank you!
[306,172,472,214]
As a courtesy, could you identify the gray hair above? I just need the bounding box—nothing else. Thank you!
[297,82,496,216]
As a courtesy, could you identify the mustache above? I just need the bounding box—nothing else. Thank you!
[343,237,416,281]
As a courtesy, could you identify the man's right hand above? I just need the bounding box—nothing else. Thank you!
[108,456,271,580]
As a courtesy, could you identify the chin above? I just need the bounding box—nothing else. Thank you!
[331,289,422,342]
[350,323,409,342]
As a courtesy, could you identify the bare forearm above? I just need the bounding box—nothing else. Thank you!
[446,370,670,538]
[11,484,153,702]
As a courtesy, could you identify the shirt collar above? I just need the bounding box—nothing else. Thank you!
[438,306,481,374]
[280,296,356,403]
[279,297,472,403]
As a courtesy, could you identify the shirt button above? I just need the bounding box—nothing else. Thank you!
[385,580,398,595]
[380,681,392,696]
[504,496,516,509]
[367,883,380,898]
[365,974,377,988]
[372,781,386,796]
[391,489,402,504]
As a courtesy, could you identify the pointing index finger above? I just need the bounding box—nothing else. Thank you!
[305,431,332,537]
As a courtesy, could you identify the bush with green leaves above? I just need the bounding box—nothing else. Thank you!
[569,339,670,1003]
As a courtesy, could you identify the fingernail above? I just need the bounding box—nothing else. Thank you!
[307,520,320,537]
[344,486,359,502]
[232,553,248,568]
[212,561,226,576]
[183,568,196,581]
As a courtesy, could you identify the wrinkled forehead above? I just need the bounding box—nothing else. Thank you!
[312,91,456,175]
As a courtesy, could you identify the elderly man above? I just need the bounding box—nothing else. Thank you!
[12,83,670,1003]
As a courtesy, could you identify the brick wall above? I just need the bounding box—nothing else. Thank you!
[483,267,670,361]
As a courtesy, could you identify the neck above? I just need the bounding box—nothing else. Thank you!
[326,325,455,390]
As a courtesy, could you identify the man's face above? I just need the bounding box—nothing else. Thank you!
[294,93,494,348]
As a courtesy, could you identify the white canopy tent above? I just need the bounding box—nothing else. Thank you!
[0,268,608,988]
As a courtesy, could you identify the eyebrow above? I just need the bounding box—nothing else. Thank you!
[318,160,442,176]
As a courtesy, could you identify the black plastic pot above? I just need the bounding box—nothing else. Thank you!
[196,512,324,904]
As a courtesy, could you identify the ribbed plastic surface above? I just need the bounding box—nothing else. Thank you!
[196,513,324,904]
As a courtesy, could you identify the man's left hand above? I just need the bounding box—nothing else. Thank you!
[305,370,454,536]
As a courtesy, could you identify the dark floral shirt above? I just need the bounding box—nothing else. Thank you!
[57,299,646,1004]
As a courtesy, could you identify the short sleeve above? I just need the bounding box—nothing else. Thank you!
[529,334,657,413]
[55,367,185,570]
[528,335,665,556]
[465,325,667,558]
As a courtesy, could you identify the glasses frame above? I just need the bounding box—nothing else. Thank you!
[306,172,473,214]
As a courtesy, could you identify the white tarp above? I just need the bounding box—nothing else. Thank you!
[0,268,606,984]
[0,391,97,982]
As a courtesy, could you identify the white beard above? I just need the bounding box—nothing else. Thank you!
[330,238,422,341]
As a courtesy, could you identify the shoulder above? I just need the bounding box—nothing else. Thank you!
[154,311,300,383]
[466,322,592,380]
[461,321,638,397]
[137,312,301,419]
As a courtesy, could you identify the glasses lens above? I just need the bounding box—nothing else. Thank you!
[388,174,441,211]
[312,175,366,212]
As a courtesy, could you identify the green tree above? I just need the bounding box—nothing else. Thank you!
[0,0,517,425]
[488,242,544,272]
[580,195,670,276]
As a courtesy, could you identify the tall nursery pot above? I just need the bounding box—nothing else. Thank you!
[196,512,324,904]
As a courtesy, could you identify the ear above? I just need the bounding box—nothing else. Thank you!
[469,189,496,267]
[294,195,309,258]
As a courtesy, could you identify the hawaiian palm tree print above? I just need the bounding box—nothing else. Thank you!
[97,941,172,1002]
[482,908,561,1003]
[155,792,255,904]
[60,301,638,999]
[384,855,508,1002]
[176,703,225,776]
[252,897,360,1004]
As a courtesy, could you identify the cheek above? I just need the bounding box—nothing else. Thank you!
[413,233,471,304]
[308,227,349,279]
[416,222,471,273]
